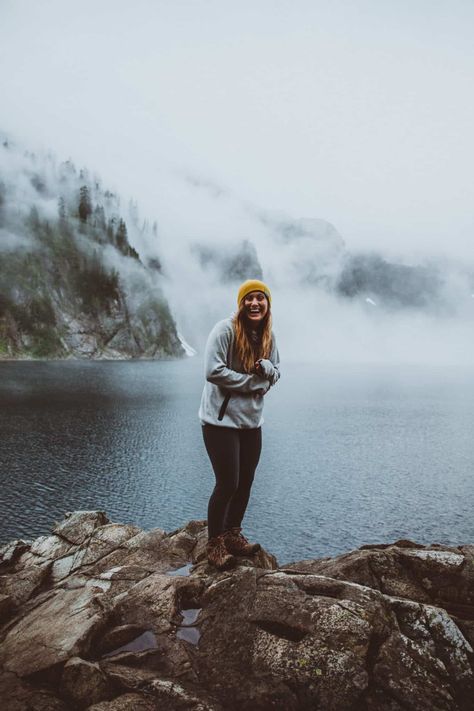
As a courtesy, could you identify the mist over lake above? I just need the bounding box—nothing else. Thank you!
[2,359,472,564]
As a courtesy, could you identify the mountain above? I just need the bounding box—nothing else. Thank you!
[191,239,264,282]
[2,134,472,363]
[0,138,185,360]
[336,252,444,310]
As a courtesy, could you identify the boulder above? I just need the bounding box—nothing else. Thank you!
[284,540,474,621]
[0,585,107,676]
[86,693,158,710]
[0,670,67,710]
[61,657,112,706]
[0,511,472,711]
[52,511,110,545]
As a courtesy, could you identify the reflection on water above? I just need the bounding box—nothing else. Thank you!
[1,359,473,563]
[103,629,158,657]
[176,608,202,646]
[166,563,193,577]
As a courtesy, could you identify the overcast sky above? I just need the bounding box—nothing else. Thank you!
[1,0,474,259]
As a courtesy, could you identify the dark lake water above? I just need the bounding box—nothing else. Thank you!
[1,359,473,564]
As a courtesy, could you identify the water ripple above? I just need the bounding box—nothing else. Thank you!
[1,360,473,561]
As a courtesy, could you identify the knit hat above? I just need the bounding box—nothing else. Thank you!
[237,279,272,306]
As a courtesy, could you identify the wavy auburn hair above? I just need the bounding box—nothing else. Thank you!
[231,298,273,374]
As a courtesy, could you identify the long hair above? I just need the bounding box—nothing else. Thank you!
[231,300,273,374]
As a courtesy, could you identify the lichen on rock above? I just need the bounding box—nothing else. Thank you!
[0,510,473,710]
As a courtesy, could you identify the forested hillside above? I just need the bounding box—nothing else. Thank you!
[0,138,185,359]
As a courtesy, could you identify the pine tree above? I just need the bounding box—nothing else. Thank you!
[93,204,106,231]
[0,181,5,227]
[58,196,66,223]
[106,217,116,244]
[116,218,128,253]
[78,185,92,222]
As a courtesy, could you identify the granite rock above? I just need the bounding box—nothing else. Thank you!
[0,511,472,710]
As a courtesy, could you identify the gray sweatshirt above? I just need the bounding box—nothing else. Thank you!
[198,316,281,428]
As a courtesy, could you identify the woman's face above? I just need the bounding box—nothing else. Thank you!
[242,291,269,324]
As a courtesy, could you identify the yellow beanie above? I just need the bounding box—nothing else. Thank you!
[237,279,272,306]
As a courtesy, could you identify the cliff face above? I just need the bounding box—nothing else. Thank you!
[0,140,185,360]
[0,511,473,710]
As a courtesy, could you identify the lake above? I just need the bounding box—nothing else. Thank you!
[1,359,473,564]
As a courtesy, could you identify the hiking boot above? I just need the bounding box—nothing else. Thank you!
[206,534,236,570]
[223,526,261,556]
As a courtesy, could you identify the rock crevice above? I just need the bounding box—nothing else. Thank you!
[0,512,473,710]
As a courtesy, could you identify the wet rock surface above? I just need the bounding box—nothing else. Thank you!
[0,512,472,710]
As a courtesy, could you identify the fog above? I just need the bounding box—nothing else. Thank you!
[150,176,474,364]
[1,1,474,364]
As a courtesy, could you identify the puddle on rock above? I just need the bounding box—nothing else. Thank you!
[102,630,158,657]
[177,626,201,645]
[176,608,202,646]
[166,563,192,577]
[180,608,201,625]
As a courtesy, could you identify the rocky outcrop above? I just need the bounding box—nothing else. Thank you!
[0,512,472,710]
[0,139,185,360]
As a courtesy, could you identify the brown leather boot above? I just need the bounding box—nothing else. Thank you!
[206,534,236,570]
[222,526,261,556]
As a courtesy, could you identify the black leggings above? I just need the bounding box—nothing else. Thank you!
[202,423,262,539]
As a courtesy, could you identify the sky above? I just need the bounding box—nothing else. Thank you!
[1,0,474,261]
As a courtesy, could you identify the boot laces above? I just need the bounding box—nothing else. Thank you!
[216,534,231,554]
[231,527,249,543]
[208,535,230,556]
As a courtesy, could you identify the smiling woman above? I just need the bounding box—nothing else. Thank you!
[198,279,281,570]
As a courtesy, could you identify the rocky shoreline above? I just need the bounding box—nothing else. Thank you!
[0,511,472,710]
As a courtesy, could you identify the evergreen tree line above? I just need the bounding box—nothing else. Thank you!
[74,185,140,260]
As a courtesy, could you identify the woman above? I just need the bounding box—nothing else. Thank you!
[198,279,281,570]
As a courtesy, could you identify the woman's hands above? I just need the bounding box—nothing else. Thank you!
[255,360,270,395]
[255,359,274,377]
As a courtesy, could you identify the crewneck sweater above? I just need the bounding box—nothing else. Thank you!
[198,317,281,428]
[249,328,259,345]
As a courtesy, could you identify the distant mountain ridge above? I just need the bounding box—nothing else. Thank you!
[1,134,472,361]
[0,138,185,359]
